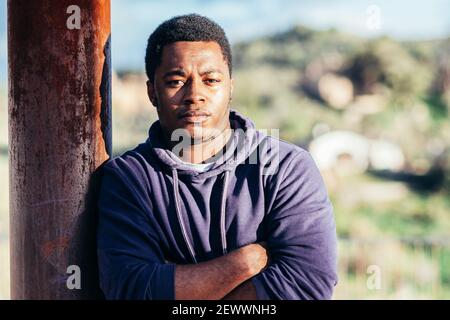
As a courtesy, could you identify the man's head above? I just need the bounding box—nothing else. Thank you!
[145,14,233,145]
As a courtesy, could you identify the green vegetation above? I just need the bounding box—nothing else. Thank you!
[232,26,450,299]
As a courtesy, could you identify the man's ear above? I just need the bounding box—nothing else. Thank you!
[146,80,158,107]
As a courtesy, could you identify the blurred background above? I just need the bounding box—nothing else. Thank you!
[1,0,450,299]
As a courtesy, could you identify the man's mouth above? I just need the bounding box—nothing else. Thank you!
[178,110,211,124]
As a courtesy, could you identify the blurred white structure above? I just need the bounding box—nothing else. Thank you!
[309,130,405,174]
[309,131,370,174]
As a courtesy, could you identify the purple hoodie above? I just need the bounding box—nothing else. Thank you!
[97,109,338,300]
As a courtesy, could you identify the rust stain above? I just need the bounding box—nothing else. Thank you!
[41,236,71,260]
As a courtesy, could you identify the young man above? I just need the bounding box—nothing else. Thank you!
[97,14,337,300]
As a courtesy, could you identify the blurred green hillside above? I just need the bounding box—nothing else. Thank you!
[230,25,450,299]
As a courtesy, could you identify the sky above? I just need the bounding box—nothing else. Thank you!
[0,0,450,82]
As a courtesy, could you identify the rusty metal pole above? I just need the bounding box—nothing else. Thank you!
[8,0,111,299]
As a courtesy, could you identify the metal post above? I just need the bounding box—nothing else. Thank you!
[8,0,111,299]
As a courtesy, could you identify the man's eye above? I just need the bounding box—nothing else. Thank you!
[205,79,221,84]
[167,80,184,86]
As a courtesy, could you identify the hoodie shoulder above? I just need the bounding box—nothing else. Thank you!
[258,133,321,199]
[258,132,309,167]
[103,142,154,179]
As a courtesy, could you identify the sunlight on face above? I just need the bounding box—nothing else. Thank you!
[149,41,233,143]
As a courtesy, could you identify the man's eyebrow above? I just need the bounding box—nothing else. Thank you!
[163,69,186,78]
[163,68,223,78]
[200,68,223,76]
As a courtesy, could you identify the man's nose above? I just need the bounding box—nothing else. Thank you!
[183,78,206,106]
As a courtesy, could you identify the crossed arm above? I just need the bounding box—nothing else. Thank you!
[174,243,268,300]
[97,165,270,300]
[173,152,338,300]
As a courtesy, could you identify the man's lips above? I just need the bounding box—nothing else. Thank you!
[178,111,211,123]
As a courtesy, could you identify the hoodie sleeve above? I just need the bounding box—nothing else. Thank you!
[97,162,175,300]
[252,150,338,300]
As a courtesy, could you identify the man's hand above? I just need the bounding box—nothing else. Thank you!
[237,243,269,275]
[174,243,268,300]
[221,242,269,300]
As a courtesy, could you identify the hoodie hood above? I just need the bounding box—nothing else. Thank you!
[145,109,264,180]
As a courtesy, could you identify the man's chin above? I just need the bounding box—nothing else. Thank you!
[170,127,209,145]
[188,131,216,145]
[171,123,229,145]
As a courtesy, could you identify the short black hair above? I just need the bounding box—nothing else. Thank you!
[145,13,232,82]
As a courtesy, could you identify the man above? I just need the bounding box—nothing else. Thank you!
[97,13,337,300]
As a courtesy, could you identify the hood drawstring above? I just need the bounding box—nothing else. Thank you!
[220,170,230,255]
[172,168,197,264]
[171,168,231,263]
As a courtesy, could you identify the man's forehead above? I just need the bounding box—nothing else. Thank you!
[158,42,227,75]
[161,41,225,63]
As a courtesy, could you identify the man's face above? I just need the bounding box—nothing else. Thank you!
[147,41,233,144]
